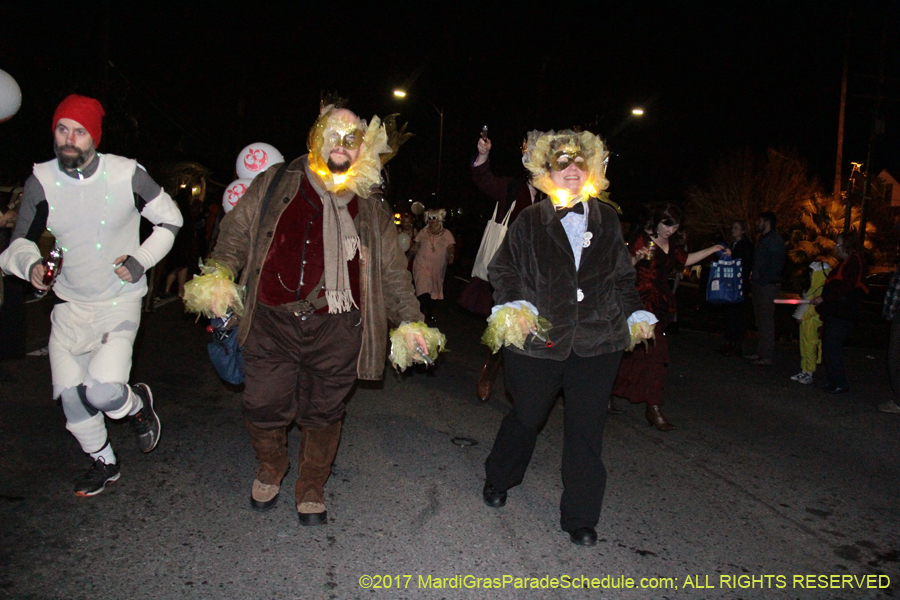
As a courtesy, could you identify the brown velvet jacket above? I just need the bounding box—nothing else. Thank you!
[211,155,423,380]
[488,198,643,359]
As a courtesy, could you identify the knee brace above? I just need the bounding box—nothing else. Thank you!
[84,377,135,419]
[65,412,108,454]
[60,385,99,424]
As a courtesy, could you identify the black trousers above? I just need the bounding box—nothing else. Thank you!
[822,316,855,389]
[723,300,748,348]
[485,348,623,531]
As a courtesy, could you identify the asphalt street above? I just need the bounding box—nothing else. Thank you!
[0,289,898,600]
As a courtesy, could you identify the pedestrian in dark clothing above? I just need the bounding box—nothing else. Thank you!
[880,261,900,414]
[746,211,785,365]
[810,233,868,394]
[463,135,543,401]
[0,188,25,363]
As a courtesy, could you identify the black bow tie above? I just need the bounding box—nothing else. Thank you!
[556,202,585,218]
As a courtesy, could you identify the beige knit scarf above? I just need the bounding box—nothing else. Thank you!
[303,156,359,313]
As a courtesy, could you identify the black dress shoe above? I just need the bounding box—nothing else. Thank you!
[482,482,507,508]
[566,527,598,546]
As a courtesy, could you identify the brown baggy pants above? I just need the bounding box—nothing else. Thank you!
[241,304,362,429]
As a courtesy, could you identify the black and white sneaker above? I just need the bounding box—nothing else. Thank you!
[74,458,121,497]
[129,383,161,453]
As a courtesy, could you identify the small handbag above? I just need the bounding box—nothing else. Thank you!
[471,200,515,282]
[207,315,244,385]
[706,256,744,304]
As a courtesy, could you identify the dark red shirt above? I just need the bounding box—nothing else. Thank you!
[257,176,360,311]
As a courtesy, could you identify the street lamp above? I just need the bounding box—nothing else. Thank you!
[631,108,645,116]
[393,89,444,204]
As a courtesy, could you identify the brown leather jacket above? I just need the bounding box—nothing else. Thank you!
[211,156,423,380]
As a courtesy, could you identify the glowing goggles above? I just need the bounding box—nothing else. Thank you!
[549,151,587,172]
[324,129,363,150]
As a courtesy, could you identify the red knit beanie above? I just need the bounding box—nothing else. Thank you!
[52,94,105,147]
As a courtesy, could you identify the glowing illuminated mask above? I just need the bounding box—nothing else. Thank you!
[550,150,587,172]
[318,111,365,165]
[324,128,363,150]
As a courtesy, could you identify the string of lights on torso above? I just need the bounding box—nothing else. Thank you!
[45,154,117,283]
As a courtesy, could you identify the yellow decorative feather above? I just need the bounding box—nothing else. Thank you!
[626,321,656,352]
[182,259,244,319]
[389,322,447,371]
[481,305,552,353]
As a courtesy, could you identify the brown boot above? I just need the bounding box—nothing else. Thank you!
[246,420,289,510]
[476,352,502,401]
[645,405,675,432]
[296,421,342,526]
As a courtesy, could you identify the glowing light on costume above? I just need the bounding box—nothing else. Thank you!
[522,129,609,209]
[307,106,390,196]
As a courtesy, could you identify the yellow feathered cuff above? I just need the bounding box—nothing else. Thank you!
[481,305,552,354]
[626,321,656,352]
[182,259,245,319]
[389,322,447,372]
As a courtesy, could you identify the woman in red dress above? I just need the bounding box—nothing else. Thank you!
[612,204,726,431]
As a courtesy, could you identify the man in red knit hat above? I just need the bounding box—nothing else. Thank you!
[0,94,183,496]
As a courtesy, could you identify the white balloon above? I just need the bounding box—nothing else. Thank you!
[411,201,425,216]
[235,143,284,179]
[397,232,411,253]
[0,70,22,123]
[222,178,253,214]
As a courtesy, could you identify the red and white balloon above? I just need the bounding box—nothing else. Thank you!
[235,143,284,180]
[222,178,253,214]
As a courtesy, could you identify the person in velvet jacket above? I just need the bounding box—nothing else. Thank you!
[480,129,654,547]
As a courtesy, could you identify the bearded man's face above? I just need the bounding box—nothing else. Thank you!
[320,109,363,174]
[53,118,95,170]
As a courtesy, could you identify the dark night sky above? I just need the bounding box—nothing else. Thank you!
[1,1,897,226]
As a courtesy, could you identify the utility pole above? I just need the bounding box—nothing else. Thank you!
[858,24,888,245]
[833,56,848,204]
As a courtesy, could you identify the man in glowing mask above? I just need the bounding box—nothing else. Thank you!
[209,106,437,526]
[480,129,656,546]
